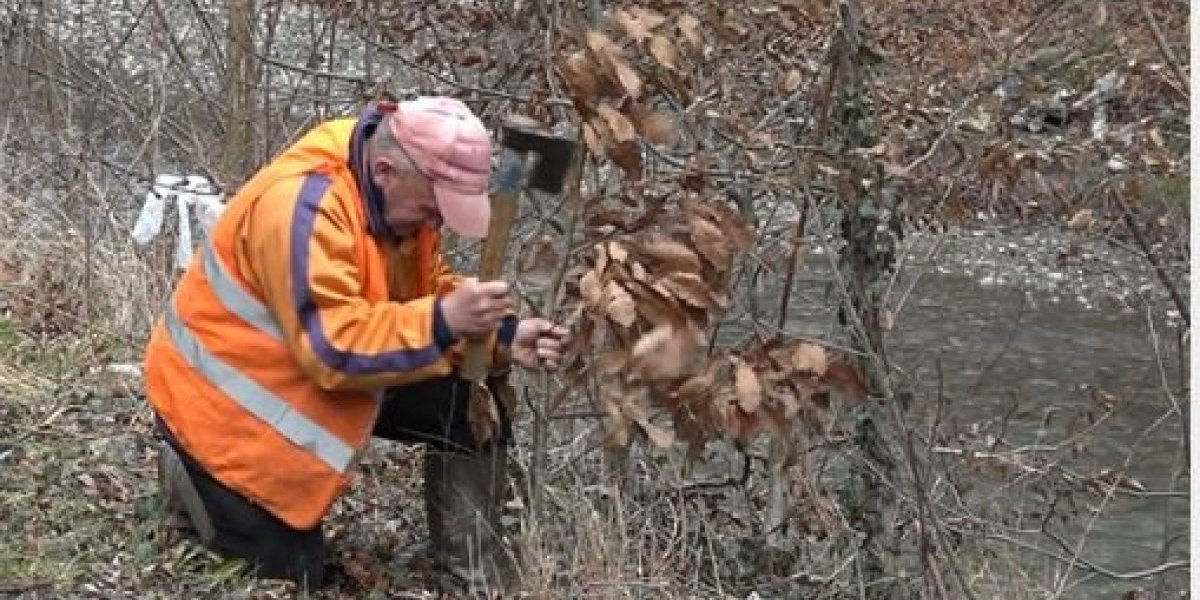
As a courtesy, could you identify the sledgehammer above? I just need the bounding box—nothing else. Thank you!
[458,116,575,384]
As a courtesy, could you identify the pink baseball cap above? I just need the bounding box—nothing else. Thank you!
[389,97,492,238]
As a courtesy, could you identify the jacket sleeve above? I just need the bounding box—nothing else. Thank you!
[243,174,456,391]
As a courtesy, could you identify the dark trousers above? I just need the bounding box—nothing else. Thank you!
[159,376,507,587]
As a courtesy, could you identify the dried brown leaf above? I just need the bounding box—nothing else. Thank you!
[630,261,648,282]
[710,385,736,432]
[586,201,631,231]
[467,384,499,445]
[598,103,638,143]
[714,388,759,443]
[1067,209,1095,230]
[585,29,617,56]
[582,122,604,156]
[688,213,731,269]
[612,58,643,99]
[561,51,597,104]
[792,342,828,376]
[661,272,720,309]
[773,386,803,419]
[638,235,702,272]
[613,7,653,42]
[637,418,676,448]
[602,385,631,446]
[590,113,615,147]
[824,359,870,399]
[781,68,802,93]
[649,35,678,69]
[625,281,683,327]
[690,201,755,250]
[676,14,703,50]
[609,140,644,180]
[604,280,637,327]
[629,105,678,145]
[595,240,610,275]
[675,358,717,400]
[558,307,592,369]
[579,269,604,307]
[734,358,763,414]
[608,241,630,263]
[613,9,649,42]
[631,323,696,381]
[624,396,675,448]
[584,29,640,99]
[631,7,667,31]
[595,349,629,376]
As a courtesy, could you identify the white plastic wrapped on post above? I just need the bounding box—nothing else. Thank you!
[131,174,226,269]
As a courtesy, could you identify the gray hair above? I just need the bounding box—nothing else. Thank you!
[369,115,420,174]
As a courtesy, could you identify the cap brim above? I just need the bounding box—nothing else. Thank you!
[434,185,490,239]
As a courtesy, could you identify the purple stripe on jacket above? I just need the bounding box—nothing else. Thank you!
[290,174,442,374]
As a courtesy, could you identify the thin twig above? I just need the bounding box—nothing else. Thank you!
[775,197,809,331]
[1113,189,1189,327]
[1136,0,1189,99]
[980,531,1188,581]
[901,96,976,174]
[526,145,586,521]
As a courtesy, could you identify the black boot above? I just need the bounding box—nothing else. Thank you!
[157,440,215,544]
[423,444,519,595]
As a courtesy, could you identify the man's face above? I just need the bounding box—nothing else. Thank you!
[374,156,441,238]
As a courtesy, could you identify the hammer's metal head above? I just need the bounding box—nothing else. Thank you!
[501,116,576,194]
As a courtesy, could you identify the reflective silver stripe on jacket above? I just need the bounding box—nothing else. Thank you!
[202,243,283,341]
[163,244,354,474]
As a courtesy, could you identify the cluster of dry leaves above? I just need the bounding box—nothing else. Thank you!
[557,6,699,180]
[543,5,873,452]
[558,194,867,451]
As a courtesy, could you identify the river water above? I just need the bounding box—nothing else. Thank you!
[769,224,1189,597]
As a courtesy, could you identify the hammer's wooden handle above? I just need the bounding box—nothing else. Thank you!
[459,185,521,383]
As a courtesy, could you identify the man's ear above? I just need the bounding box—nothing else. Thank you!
[370,155,395,186]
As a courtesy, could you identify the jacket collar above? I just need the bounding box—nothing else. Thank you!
[349,104,396,241]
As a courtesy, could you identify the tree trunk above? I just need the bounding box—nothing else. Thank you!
[221,0,258,187]
[826,0,906,597]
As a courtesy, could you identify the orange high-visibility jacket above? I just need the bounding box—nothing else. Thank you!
[144,106,509,529]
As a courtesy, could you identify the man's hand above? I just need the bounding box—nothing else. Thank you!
[511,318,569,370]
[440,278,513,341]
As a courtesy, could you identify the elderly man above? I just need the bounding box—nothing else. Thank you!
[144,97,566,591]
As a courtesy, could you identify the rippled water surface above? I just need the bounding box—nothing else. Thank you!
[766,225,1188,596]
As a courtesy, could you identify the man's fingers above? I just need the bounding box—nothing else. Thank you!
[533,323,568,339]
[536,347,562,369]
[476,280,510,297]
[473,297,512,316]
[536,335,563,349]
